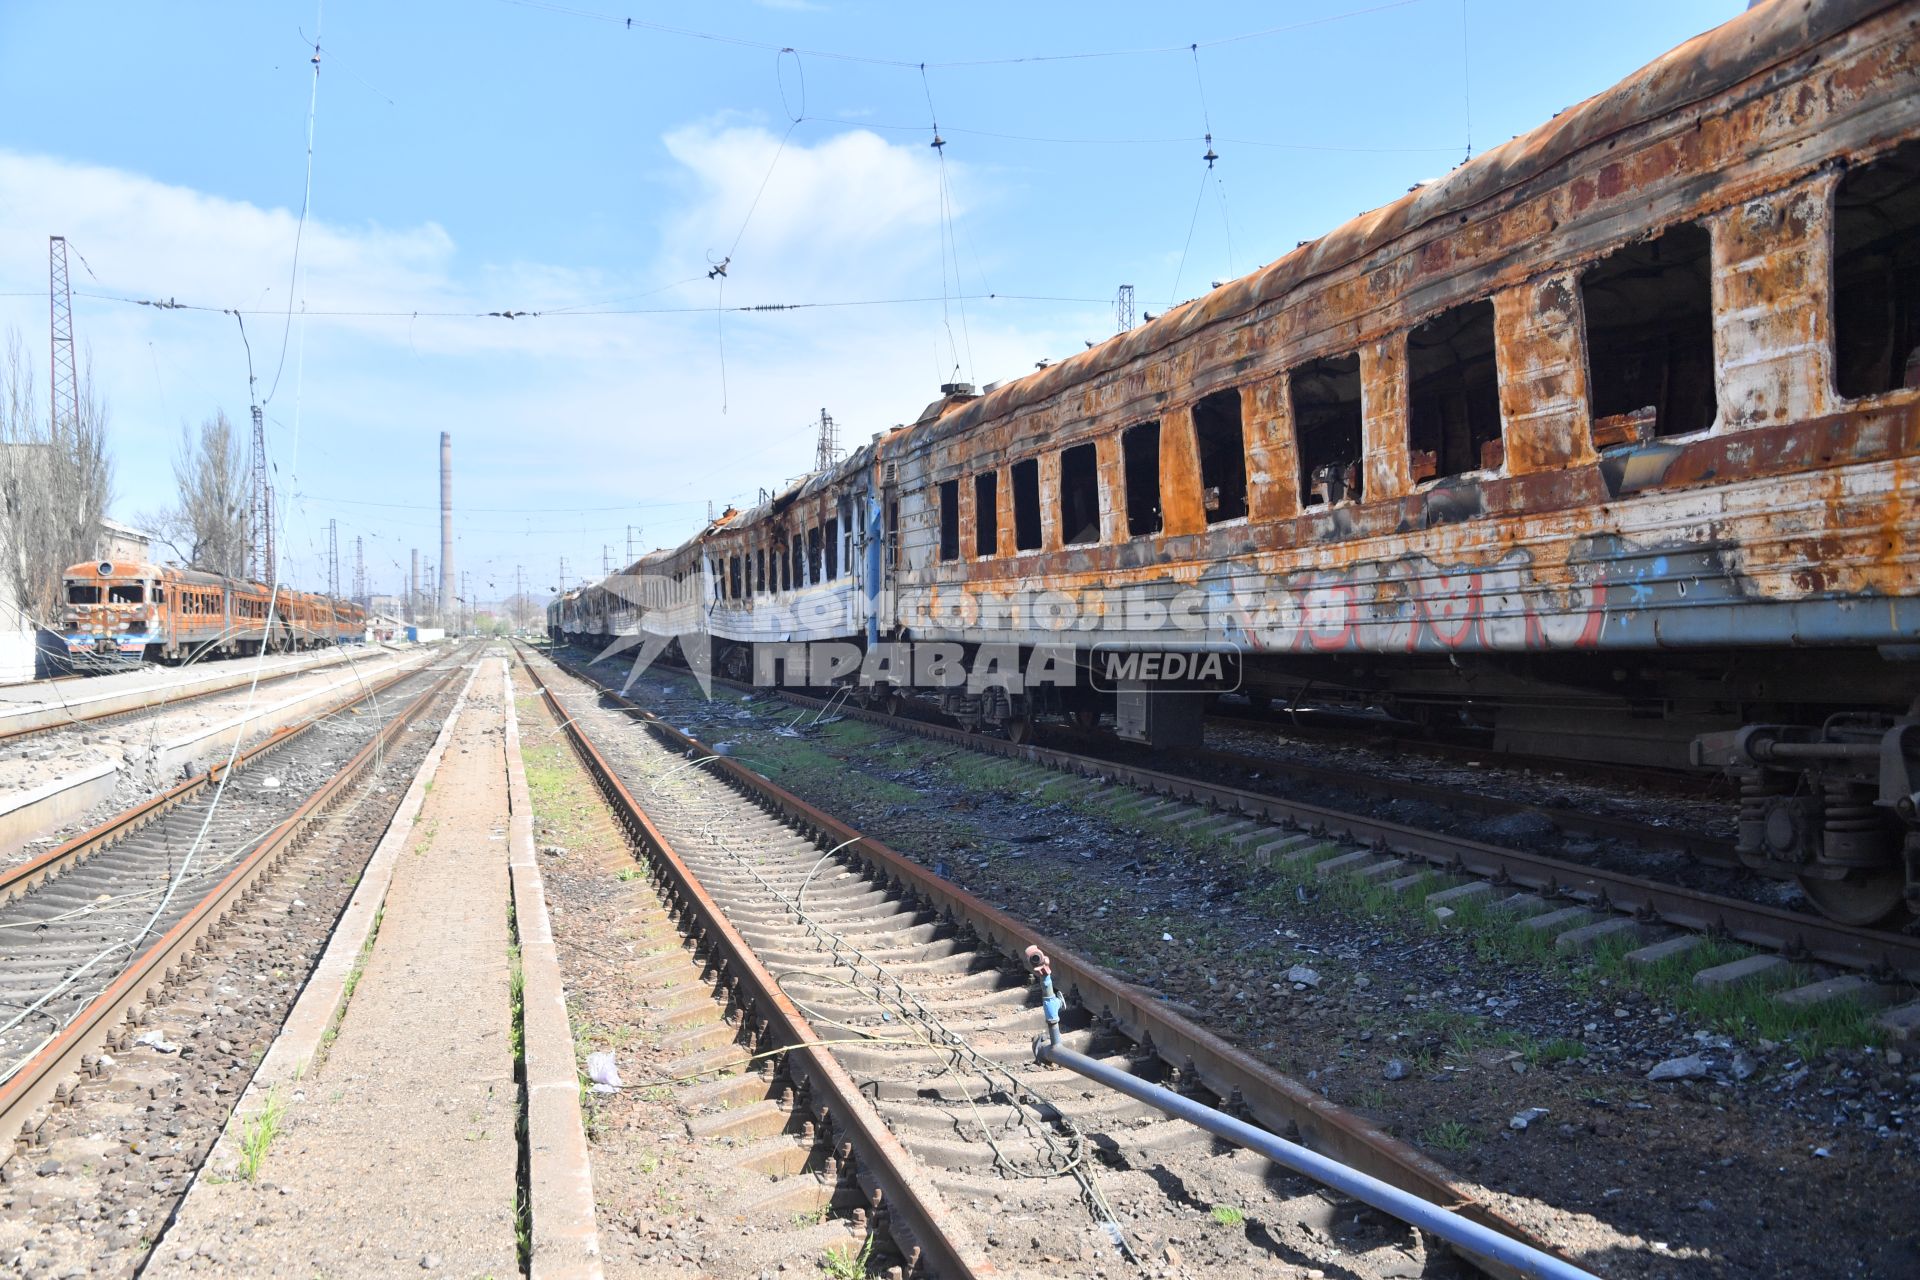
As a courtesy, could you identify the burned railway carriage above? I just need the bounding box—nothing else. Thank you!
[555,1,1920,922]
[61,560,366,665]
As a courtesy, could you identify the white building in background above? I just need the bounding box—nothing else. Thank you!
[96,518,152,565]
[0,521,34,684]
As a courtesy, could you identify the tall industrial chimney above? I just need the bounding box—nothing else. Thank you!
[439,432,454,629]
[409,549,420,624]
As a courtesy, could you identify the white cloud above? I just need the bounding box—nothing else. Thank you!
[0,132,1094,598]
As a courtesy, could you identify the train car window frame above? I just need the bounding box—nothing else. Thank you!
[973,471,998,557]
[1058,442,1102,547]
[1831,141,1920,401]
[1580,221,1717,441]
[1120,421,1163,538]
[1406,299,1504,481]
[1192,388,1249,524]
[1011,458,1043,552]
[808,526,824,581]
[1291,353,1365,508]
[68,584,100,604]
[824,518,839,579]
[937,479,961,562]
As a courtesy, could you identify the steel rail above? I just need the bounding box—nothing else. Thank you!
[0,662,420,909]
[1057,729,1736,865]
[1203,703,1713,796]
[0,657,463,1146]
[525,644,1573,1280]
[735,680,1920,983]
[517,650,996,1279]
[0,649,364,745]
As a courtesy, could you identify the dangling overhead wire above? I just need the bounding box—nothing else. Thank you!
[920,64,974,387]
[707,46,813,415]
[265,14,323,407]
[1192,45,1235,281]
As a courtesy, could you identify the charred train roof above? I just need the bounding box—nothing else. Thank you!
[887,0,1902,457]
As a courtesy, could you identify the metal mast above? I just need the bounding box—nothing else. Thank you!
[247,406,273,585]
[327,518,339,598]
[353,535,365,604]
[48,237,78,437]
[1115,284,1135,333]
[814,408,839,473]
[438,432,453,623]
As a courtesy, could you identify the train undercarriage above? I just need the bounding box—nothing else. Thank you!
[566,625,1920,926]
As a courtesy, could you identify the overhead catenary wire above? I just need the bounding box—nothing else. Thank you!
[494,0,1427,70]
[73,287,1109,320]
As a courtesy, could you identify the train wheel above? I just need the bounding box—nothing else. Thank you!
[882,690,904,718]
[1070,709,1100,732]
[1005,715,1036,745]
[1797,867,1909,927]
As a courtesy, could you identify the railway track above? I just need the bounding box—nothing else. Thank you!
[0,648,469,1153]
[1202,702,1713,798]
[551,644,1920,999]
[1022,715,1730,869]
[521,644,1587,1279]
[0,648,379,747]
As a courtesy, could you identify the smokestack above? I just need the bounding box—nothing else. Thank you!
[439,432,454,628]
[410,549,420,624]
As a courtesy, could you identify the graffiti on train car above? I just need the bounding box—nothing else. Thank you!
[886,535,1741,655]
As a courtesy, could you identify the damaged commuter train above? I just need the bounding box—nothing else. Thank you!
[554,0,1920,923]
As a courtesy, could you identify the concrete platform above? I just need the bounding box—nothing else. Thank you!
[153,655,601,1279]
[0,650,429,862]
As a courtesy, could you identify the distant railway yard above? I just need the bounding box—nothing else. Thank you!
[5,2,1920,1277]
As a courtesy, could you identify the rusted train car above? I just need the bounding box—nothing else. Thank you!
[557,0,1920,920]
[62,560,367,666]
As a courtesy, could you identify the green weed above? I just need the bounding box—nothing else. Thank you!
[237,1086,287,1180]
[820,1234,875,1279]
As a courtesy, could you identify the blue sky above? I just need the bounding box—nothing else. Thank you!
[0,0,1739,606]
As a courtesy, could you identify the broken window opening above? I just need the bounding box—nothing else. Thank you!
[1407,299,1503,480]
[1834,142,1920,399]
[1193,388,1248,523]
[825,518,840,579]
[1011,459,1043,551]
[108,584,144,604]
[808,526,824,581]
[1121,421,1162,537]
[729,555,742,600]
[1581,222,1716,440]
[1058,443,1101,546]
[1291,353,1365,507]
[756,549,766,593]
[886,500,900,570]
[938,479,961,562]
[791,535,805,588]
[840,500,854,577]
[974,472,998,557]
[778,540,791,592]
[68,585,99,605]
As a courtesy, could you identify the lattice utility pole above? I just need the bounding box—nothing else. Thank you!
[353,536,366,604]
[247,406,273,585]
[1115,284,1135,334]
[814,408,839,473]
[48,237,78,437]
[626,525,638,565]
[558,556,569,591]
[327,519,339,598]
